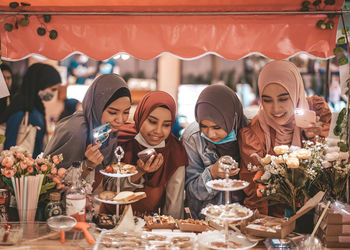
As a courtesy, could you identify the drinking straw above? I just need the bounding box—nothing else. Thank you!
[23,176,27,221]
[37,174,44,202]
[311,201,331,238]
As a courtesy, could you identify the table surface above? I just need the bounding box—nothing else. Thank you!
[0,222,348,250]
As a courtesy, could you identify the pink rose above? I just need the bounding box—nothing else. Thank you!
[36,158,44,164]
[16,152,24,160]
[27,166,34,173]
[40,164,48,172]
[51,168,57,175]
[3,169,15,178]
[26,158,34,166]
[52,176,61,184]
[1,156,14,168]
[52,155,60,165]
[56,183,64,189]
[57,168,66,177]
[20,162,27,170]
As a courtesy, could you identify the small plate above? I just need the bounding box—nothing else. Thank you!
[198,230,258,249]
[99,169,138,178]
[94,195,141,205]
[201,204,253,223]
[206,179,249,191]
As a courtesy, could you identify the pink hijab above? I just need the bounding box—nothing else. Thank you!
[257,60,309,152]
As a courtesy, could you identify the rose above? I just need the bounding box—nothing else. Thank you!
[57,168,66,177]
[325,146,340,154]
[52,176,61,184]
[20,161,27,170]
[322,161,332,168]
[286,157,299,168]
[339,152,349,161]
[2,169,15,178]
[27,166,34,173]
[36,158,44,164]
[273,145,289,155]
[26,158,34,166]
[1,156,14,168]
[295,148,311,160]
[324,152,339,162]
[260,155,272,165]
[52,155,61,165]
[51,167,57,175]
[40,164,48,172]
[16,152,24,160]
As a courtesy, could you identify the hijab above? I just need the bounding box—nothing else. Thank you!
[0,63,61,123]
[257,60,309,152]
[117,91,188,213]
[195,84,247,160]
[44,74,130,170]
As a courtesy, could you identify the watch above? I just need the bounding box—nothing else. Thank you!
[84,160,94,172]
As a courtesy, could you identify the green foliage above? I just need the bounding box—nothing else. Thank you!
[4,2,57,40]
[40,182,56,195]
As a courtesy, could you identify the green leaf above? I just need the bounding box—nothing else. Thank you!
[333,125,342,136]
[334,46,344,56]
[344,6,350,11]
[49,30,58,40]
[37,27,46,36]
[20,2,31,6]
[342,26,350,35]
[43,15,51,23]
[338,142,349,152]
[19,18,29,26]
[327,13,336,18]
[14,20,18,29]
[325,0,335,5]
[302,1,311,7]
[326,21,334,30]
[9,2,19,9]
[301,6,310,11]
[4,23,13,32]
[40,182,56,195]
[338,57,349,66]
[313,0,321,6]
[337,37,346,44]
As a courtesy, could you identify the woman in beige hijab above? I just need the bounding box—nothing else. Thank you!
[239,60,331,216]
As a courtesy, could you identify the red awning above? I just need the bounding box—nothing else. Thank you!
[0,0,344,60]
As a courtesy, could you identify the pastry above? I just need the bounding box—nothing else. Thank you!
[98,191,116,200]
[137,148,157,163]
[113,191,136,202]
[95,213,116,229]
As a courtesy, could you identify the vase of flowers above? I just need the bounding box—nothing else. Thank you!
[0,146,66,222]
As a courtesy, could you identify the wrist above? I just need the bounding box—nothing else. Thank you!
[83,160,94,172]
[209,165,216,179]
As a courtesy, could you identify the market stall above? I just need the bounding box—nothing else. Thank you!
[0,0,349,249]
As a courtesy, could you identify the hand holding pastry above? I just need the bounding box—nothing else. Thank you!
[210,156,239,179]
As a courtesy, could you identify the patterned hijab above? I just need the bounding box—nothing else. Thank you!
[195,84,247,159]
[44,74,130,169]
[257,60,309,152]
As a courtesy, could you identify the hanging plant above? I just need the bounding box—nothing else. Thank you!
[3,2,58,40]
[300,0,336,30]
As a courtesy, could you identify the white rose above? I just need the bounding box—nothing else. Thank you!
[322,161,332,168]
[339,152,349,161]
[324,152,339,162]
[325,146,340,154]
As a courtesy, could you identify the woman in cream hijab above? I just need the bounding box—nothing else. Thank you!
[239,60,331,216]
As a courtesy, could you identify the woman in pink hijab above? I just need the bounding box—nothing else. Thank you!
[239,60,331,216]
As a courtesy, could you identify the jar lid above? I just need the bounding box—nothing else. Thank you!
[50,192,61,201]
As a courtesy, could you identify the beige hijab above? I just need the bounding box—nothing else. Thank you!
[257,60,309,152]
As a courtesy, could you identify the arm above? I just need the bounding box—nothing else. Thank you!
[239,126,268,215]
[183,134,220,201]
[163,166,185,219]
[307,95,332,138]
[4,112,23,150]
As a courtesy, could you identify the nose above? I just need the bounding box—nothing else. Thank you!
[154,124,162,135]
[114,113,123,124]
[208,128,216,139]
[272,101,281,114]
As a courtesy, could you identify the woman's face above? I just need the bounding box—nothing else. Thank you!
[200,120,228,142]
[101,96,131,132]
[261,83,294,125]
[2,70,12,89]
[139,107,172,146]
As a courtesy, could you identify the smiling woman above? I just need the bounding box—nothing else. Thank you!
[238,60,332,217]
[101,91,188,219]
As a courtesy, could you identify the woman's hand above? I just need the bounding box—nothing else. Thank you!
[210,156,240,179]
[137,153,163,173]
[84,143,104,169]
[302,116,323,139]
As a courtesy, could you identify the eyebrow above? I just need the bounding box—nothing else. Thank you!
[149,115,172,123]
[108,106,131,111]
[261,93,289,98]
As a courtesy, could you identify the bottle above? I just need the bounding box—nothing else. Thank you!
[66,161,86,222]
[44,192,63,219]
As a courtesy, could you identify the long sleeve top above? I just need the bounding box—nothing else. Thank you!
[239,95,332,216]
[182,122,244,219]
[4,109,46,158]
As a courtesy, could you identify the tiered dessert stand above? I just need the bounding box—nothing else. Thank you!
[201,156,256,249]
[95,146,139,219]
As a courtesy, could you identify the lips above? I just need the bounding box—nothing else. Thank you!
[272,113,286,118]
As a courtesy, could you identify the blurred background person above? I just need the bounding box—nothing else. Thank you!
[58,98,82,122]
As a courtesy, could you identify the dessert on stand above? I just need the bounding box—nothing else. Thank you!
[94,146,145,220]
[200,156,257,249]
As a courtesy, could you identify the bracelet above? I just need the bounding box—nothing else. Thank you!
[84,160,94,172]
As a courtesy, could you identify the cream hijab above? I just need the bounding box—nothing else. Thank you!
[257,60,309,152]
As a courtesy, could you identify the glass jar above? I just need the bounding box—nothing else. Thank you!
[44,192,63,220]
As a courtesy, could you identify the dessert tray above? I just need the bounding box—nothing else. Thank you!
[198,230,258,250]
[206,179,249,191]
[94,195,141,205]
[201,204,253,222]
